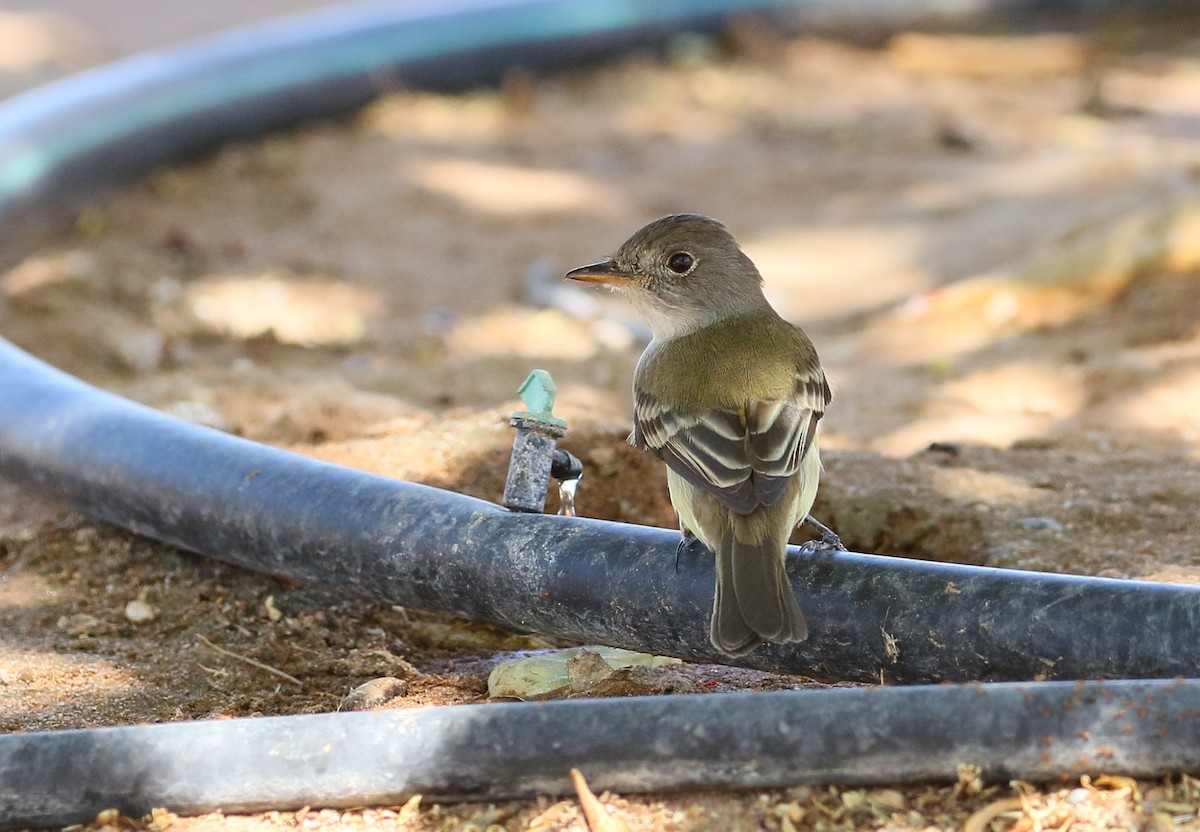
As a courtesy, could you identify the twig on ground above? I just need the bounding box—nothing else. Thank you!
[196,633,302,687]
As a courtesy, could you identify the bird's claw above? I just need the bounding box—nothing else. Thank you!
[799,514,847,554]
[798,536,844,555]
[675,530,708,572]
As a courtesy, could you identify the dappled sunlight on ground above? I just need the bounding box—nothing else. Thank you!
[846,197,1200,364]
[872,414,1060,458]
[948,359,1079,416]
[744,223,930,321]
[362,89,514,144]
[924,466,1045,507]
[0,9,100,76]
[0,249,93,297]
[887,32,1088,78]
[405,157,630,219]
[870,360,1086,454]
[1113,364,1200,456]
[822,355,1090,456]
[186,273,379,346]
[444,305,635,360]
[1140,565,1200,585]
[1103,59,1200,118]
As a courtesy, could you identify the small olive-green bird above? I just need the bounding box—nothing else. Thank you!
[566,214,837,656]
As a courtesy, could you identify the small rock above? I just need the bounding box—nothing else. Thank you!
[58,613,102,636]
[488,646,683,699]
[340,676,409,711]
[149,807,178,830]
[463,806,513,829]
[937,122,978,151]
[773,801,805,823]
[1012,436,1059,451]
[1018,517,1065,531]
[872,789,908,811]
[397,794,422,821]
[63,250,98,281]
[95,808,122,827]
[565,648,616,689]
[111,329,164,372]
[1147,811,1177,831]
[841,790,867,811]
[151,276,184,305]
[1066,787,1092,805]
[1157,800,1197,815]
[124,599,157,624]
[926,441,961,457]
[165,400,230,432]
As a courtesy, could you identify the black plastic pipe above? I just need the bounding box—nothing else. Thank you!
[3,0,1200,827]
[5,679,1200,830]
[5,338,1200,683]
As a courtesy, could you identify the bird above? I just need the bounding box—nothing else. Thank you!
[565,214,838,656]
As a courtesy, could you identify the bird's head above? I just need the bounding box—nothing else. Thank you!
[565,214,768,339]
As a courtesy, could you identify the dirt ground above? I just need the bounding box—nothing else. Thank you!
[4,4,1200,831]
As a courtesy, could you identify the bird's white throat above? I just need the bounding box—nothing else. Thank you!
[622,289,731,341]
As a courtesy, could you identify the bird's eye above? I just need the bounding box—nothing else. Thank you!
[666,251,695,274]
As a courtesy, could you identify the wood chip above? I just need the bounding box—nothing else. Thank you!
[570,768,630,832]
[964,797,1025,832]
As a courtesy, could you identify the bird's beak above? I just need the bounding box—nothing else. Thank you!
[564,259,636,285]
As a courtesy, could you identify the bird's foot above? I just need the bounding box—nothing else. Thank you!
[798,514,847,554]
[675,530,708,572]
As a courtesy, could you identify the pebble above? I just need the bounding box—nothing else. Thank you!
[1066,787,1092,805]
[111,329,164,373]
[1018,517,1065,531]
[340,676,409,711]
[59,613,101,636]
[872,789,908,811]
[164,400,230,432]
[124,599,157,624]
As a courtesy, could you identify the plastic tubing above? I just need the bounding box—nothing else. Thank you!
[2,0,1200,827]
[5,338,1200,683]
[5,679,1200,829]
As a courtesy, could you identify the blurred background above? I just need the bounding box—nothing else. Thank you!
[3,2,1200,826]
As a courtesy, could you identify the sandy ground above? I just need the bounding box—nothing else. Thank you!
[5,3,1200,830]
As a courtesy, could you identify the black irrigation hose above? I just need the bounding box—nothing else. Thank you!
[4,338,1200,684]
[2,0,1200,827]
[6,679,1200,830]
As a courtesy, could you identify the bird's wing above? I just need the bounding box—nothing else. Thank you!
[633,373,830,515]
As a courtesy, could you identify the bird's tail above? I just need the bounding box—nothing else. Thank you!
[711,527,807,656]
